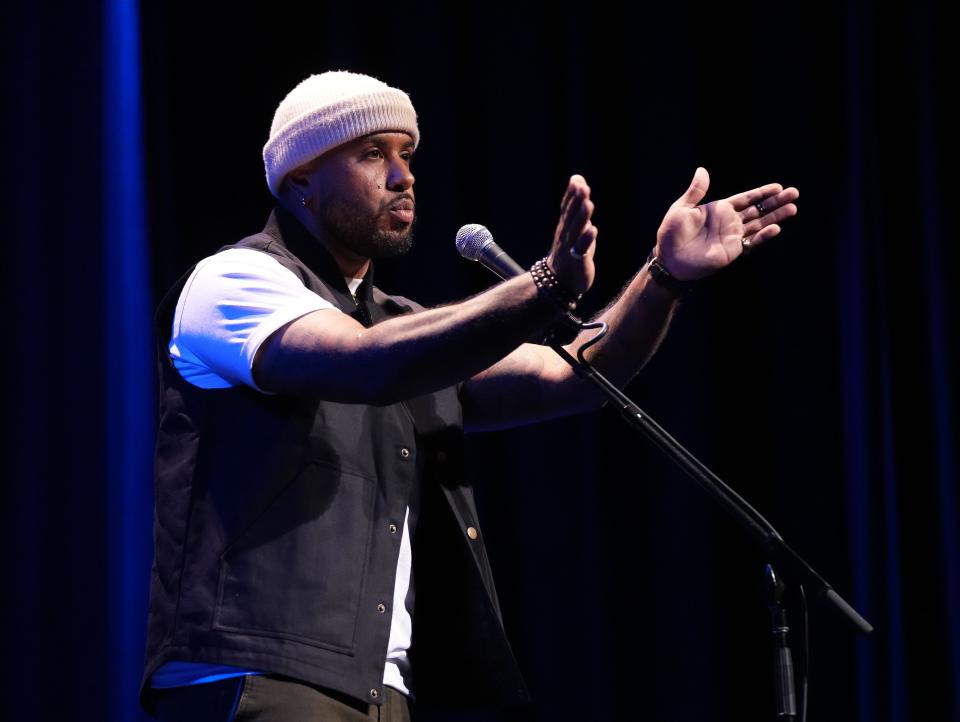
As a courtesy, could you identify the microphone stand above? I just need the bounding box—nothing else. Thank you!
[766,564,798,720]
[463,236,871,717]
[548,338,871,632]
[545,333,871,719]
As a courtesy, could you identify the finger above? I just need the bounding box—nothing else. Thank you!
[571,222,598,257]
[559,181,577,218]
[738,186,800,223]
[557,179,584,233]
[672,167,710,209]
[561,174,589,208]
[740,201,797,239]
[743,223,781,250]
[562,191,594,243]
[727,182,784,211]
[557,179,591,244]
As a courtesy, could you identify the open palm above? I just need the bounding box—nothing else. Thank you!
[655,167,799,281]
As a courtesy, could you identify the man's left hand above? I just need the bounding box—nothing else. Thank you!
[654,167,799,281]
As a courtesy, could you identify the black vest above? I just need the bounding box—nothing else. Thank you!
[141,208,529,711]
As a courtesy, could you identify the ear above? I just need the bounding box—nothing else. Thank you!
[285,167,312,196]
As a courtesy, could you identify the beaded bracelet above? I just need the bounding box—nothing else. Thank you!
[530,257,581,311]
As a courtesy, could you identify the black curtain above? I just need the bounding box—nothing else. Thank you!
[4,1,957,720]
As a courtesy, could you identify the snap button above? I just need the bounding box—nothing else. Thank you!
[466,526,479,540]
[370,688,379,699]
[377,602,386,614]
[388,523,398,534]
[400,448,410,459]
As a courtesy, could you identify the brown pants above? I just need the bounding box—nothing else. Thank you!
[153,675,412,722]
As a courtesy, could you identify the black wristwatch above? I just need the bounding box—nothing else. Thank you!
[646,250,693,295]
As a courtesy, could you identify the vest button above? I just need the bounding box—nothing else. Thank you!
[436,451,447,463]
[388,523,398,534]
[377,602,387,614]
[466,526,479,540]
[370,688,379,699]
[400,447,410,459]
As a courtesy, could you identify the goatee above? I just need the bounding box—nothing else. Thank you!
[317,193,415,260]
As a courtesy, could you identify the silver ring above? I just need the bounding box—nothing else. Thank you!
[755,200,767,216]
[741,237,752,255]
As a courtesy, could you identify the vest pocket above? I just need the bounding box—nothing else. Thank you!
[213,459,376,652]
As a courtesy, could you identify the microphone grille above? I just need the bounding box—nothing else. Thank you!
[455,223,493,261]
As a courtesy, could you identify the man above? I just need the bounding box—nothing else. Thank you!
[141,70,798,721]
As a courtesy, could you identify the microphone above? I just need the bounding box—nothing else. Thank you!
[455,224,525,280]
[455,223,584,339]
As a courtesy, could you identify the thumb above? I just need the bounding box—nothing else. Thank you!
[672,167,710,208]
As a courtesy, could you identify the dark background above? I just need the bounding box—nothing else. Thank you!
[3,0,957,720]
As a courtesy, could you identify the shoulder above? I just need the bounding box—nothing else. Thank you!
[179,248,340,316]
[190,246,295,280]
[228,229,278,255]
[226,228,323,290]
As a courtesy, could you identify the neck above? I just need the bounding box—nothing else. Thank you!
[287,202,371,279]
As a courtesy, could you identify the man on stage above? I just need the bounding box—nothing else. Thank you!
[141,70,798,721]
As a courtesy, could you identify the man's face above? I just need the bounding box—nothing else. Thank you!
[302,131,416,261]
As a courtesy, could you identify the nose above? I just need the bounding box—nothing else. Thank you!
[386,158,414,192]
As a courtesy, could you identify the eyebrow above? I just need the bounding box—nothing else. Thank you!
[364,133,416,149]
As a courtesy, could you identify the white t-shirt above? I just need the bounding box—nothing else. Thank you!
[154,247,414,695]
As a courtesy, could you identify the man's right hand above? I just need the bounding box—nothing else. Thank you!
[547,174,598,295]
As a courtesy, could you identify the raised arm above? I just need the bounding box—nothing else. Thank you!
[251,176,599,405]
[461,167,799,431]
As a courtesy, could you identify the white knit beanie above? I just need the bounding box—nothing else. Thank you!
[262,71,420,198]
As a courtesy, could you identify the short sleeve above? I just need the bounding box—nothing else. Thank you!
[169,248,340,391]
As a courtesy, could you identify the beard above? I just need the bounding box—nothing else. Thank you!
[315,190,415,260]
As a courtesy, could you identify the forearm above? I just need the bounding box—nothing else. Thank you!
[461,260,681,430]
[567,257,682,391]
[253,273,562,403]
